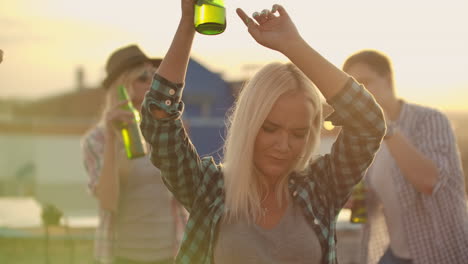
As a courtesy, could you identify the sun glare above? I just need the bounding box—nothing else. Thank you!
[1,0,467,111]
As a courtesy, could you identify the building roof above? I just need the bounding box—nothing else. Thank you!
[0,87,105,135]
[183,58,235,118]
[0,58,341,140]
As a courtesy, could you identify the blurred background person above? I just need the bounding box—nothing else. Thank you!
[81,44,186,264]
[343,50,468,264]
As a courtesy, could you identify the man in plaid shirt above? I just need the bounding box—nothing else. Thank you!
[141,1,385,263]
[343,50,468,264]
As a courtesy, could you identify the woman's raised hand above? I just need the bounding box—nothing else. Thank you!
[236,4,302,54]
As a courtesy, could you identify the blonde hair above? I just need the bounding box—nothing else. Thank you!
[222,62,323,221]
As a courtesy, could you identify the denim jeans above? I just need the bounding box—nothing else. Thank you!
[378,248,413,264]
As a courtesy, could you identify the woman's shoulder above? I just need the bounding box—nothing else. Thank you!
[81,123,106,148]
[200,156,223,175]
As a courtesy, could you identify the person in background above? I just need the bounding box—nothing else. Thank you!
[81,44,187,264]
[139,1,385,263]
[343,50,468,264]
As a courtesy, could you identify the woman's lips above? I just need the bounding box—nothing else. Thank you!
[268,155,289,162]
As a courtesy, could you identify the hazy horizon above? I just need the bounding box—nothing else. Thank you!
[1,0,467,111]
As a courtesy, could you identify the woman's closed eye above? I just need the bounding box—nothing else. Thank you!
[262,124,277,133]
[292,131,308,139]
[136,70,155,83]
[137,75,150,83]
[262,125,308,139]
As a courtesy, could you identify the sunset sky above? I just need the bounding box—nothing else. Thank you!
[1,0,467,111]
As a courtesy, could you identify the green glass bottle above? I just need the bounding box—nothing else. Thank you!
[117,85,147,159]
[194,0,226,35]
[349,181,367,224]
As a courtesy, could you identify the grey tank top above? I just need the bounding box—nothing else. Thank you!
[114,155,174,262]
[213,200,322,264]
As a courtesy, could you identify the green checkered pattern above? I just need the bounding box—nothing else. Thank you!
[141,76,385,264]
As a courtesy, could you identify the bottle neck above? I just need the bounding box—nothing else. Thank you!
[117,85,135,109]
[117,85,130,100]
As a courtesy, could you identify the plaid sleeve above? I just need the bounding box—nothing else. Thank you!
[413,110,463,195]
[145,74,184,117]
[81,128,115,263]
[81,127,105,196]
[141,74,217,212]
[312,78,385,213]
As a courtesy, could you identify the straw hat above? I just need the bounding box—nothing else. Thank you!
[102,44,162,88]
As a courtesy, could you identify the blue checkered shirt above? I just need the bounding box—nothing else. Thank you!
[141,75,385,264]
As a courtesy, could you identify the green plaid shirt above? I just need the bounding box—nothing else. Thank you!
[141,75,385,264]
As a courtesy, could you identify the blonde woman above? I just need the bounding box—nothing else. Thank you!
[141,1,385,263]
[81,45,186,264]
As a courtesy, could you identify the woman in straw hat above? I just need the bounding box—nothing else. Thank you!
[82,44,186,264]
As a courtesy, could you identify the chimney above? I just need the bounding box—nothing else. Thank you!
[76,66,85,91]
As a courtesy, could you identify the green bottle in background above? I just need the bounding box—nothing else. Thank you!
[349,181,367,224]
[194,0,226,35]
[117,85,147,159]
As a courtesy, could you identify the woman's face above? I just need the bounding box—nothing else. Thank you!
[130,63,156,108]
[253,91,313,184]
